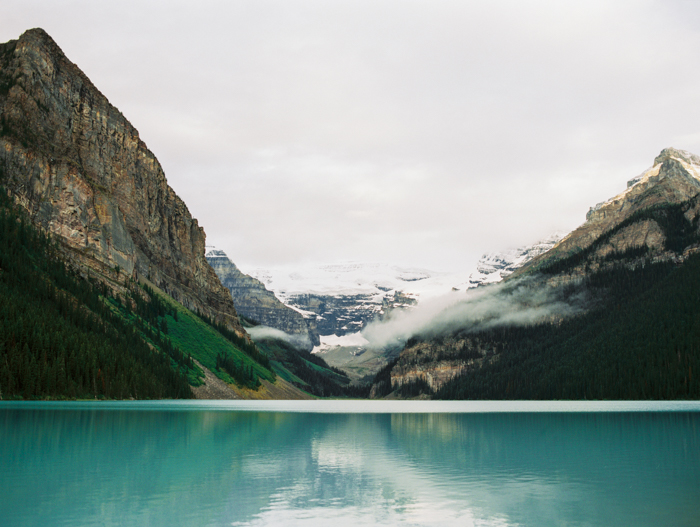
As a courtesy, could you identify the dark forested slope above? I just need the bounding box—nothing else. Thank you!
[434,256,700,399]
[374,149,700,400]
[0,189,195,399]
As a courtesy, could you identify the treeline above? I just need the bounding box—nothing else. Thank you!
[435,256,700,400]
[395,378,433,398]
[198,312,272,372]
[289,347,369,398]
[257,337,371,398]
[215,352,260,389]
[117,283,195,376]
[0,189,193,399]
[371,358,399,398]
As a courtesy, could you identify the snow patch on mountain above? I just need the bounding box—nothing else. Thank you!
[245,262,468,305]
[316,332,370,351]
[458,233,563,289]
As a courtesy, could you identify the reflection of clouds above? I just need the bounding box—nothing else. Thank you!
[231,415,519,527]
[6,406,698,526]
[234,504,513,527]
[387,413,595,526]
[311,437,364,472]
[242,455,290,479]
[231,411,700,527]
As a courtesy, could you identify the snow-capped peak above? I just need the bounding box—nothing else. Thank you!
[589,147,700,219]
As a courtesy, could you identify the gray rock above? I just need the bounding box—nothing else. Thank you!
[206,250,320,349]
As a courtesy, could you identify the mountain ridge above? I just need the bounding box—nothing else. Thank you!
[513,147,700,278]
[0,27,353,400]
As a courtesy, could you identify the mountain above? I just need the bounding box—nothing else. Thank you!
[248,238,564,345]
[205,249,364,396]
[370,148,700,399]
[0,28,245,334]
[243,262,458,382]
[248,262,448,337]
[245,250,556,382]
[515,147,700,277]
[7,28,696,401]
[464,233,562,287]
[206,250,319,349]
[0,28,319,400]
[0,189,195,400]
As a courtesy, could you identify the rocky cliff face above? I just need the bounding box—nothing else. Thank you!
[206,250,319,349]
[0,29,245,335]
[369,335,499,397]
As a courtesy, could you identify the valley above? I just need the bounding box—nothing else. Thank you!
[1,27,699,401]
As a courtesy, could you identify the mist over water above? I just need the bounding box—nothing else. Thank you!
[2,402,699,527]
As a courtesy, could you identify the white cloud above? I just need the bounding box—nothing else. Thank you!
[362,277,588,350]
[4,1,700,270]
[247,325,312,350]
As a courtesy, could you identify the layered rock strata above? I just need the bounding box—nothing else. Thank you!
[206,250,319,349]
[371,336,498,397]
[0,28,245,335]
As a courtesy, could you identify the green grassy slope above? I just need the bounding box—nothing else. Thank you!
[156,290,276,388]
[0,187,281,399]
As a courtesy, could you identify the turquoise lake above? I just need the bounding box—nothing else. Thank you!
[1,401,699,526]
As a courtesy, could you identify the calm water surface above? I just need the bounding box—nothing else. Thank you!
[1,401,699,526]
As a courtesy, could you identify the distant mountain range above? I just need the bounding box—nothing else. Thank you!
[207,237,560,382]
[240,234,562,338]
[248,262,435,335]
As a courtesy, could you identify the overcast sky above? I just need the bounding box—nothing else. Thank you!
[5,1,700,272]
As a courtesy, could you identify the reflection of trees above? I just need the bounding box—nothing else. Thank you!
[388,412,700,525]
[1,408,324,525]
[2,408,699,526]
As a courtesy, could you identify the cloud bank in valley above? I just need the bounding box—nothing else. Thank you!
[247,325,312,350]
[361,278,589,350]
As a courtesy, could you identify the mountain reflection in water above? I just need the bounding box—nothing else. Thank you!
[1,402,698,526]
